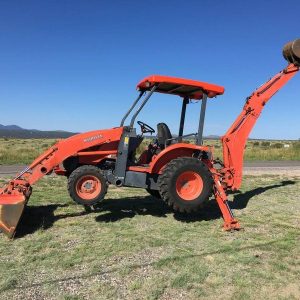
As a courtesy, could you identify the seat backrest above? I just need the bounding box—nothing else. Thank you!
[157,123,172,148]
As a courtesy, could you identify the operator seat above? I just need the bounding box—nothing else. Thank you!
[157,123,172,149]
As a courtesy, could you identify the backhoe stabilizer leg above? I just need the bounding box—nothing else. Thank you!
[212,175,241,231]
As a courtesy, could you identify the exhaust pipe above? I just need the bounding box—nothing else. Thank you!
[283,38,300,65]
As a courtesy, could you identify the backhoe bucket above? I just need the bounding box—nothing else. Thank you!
[0,192,27,239]
[283,39,300,65]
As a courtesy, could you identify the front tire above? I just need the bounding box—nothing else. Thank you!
[158,157,213,213]
[68,165,107,206]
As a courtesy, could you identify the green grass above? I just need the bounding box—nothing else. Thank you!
[1,138,299,165]
[0,138,57,165]
[0,175,299,299]
[136,139,300,161]
[204,139,300,161]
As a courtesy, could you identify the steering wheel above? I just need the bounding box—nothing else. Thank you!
[137,121,155,135]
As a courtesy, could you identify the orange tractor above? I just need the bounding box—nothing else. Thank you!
[0,39,299,238]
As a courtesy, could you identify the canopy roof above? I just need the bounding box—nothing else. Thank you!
[137,75,224,100]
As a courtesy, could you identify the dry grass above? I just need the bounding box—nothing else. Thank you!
[0,138,299,165]
[136,139,300,161]
[204,139,300,161]
[0,138,57,165]
[0,174,299,299]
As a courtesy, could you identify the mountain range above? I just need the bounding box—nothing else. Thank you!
[0,124,222,140]
[0,124,76,139]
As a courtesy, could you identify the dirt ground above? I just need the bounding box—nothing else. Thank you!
[1,161,300,177]
[243,161,300,176]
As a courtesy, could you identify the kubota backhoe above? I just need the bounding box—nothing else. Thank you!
[0,39,299,239]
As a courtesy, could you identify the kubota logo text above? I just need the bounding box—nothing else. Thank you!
[84,134,103,143]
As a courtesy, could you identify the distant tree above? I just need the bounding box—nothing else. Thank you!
[261,141,271,147]
[272,143,283,149]
[293,141,300,149]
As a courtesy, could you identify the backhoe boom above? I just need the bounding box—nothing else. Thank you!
[222,63,299,190]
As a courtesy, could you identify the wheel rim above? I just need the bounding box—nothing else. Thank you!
[76,175,101,200]
[176,171,203,201]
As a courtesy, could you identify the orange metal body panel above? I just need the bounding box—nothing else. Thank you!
[127,165,149,173]
[26,127,123,185]
[137,75,224,99]
[127,143,212,174]
[77,150,117,165]
[0,127,123,192]
[75,141,119,165]
[148,143,212,174]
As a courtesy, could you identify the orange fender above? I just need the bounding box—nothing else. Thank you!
[149,143,211,174]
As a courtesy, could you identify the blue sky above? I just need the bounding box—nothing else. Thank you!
[0,0,299,139]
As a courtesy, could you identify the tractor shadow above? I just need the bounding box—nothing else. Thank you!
[95,196,171,222]
[15,180,296,238]
[229,180,296,210]
[96,180,296,224]
[94,196,223,224]
[15,204,76,238]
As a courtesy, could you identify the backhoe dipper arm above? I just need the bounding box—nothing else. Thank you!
[222,63,299,190]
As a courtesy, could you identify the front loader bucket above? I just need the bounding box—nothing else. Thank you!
[283,38,300,66]
[0,193,27,239]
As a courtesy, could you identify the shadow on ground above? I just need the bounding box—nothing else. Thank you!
[15,180,296,238]
[16,203,88,238]
[230,180,296,210]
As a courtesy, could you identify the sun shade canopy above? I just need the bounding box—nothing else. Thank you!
[137,75,224,100]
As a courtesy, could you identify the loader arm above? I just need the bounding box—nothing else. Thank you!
[0,127,123,238]
[222,63,299,190]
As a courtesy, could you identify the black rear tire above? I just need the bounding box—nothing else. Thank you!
[146,188,161,199]
[68,165,107,206]
[158,157,213,213]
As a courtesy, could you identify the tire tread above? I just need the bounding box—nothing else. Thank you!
[68,165,107,206]
[158,157,213,213]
